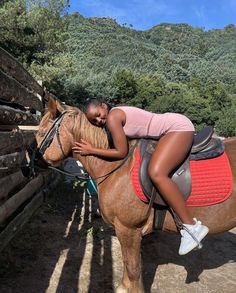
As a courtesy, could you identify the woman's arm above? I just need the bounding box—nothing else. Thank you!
[72,109,128,160]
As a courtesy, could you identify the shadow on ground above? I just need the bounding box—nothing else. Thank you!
[0,181,235,293]
[142,229,236,292]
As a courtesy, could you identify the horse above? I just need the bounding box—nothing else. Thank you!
[34,96,236,293]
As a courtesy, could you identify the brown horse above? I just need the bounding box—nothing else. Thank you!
[35,96,236,293]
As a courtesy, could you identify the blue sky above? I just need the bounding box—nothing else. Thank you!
[68,0,236,30]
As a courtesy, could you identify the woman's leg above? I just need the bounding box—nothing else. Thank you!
[148,131,209,255]
[148,131,194,224]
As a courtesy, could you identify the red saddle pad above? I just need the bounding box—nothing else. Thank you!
[187,152,232,206]
[130,148,233,207]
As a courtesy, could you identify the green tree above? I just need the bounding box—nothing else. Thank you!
[215,106,236,137]
[0,0,34,60]
[129,74,165,109]
[149,82,213,130]
[112,69,137,104]
[26,0,69,15]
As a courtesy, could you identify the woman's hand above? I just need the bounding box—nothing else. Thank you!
[72,139,94,155]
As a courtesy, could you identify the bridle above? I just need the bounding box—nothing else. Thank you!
[24,111,69,178]
[37,111,67,158]
[25,110,138,184]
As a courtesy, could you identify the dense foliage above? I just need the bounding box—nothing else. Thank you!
[0,0,235,135]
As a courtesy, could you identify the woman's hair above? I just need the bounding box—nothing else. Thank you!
[83,97,113,113]
[83,97,114,148]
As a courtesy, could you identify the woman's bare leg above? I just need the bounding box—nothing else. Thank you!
[148,131,194,224]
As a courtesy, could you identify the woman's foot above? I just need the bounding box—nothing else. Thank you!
[179,218,209,255]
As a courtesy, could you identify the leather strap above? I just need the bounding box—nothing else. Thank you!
[145,187,157,219]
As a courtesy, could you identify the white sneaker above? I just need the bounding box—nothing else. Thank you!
[179,218,209,255]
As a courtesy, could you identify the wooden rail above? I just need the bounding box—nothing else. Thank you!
[0,69,43,112]
[0,47,44,96]
[0,46,59,253]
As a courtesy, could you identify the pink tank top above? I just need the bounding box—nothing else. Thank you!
[112,106,194,138]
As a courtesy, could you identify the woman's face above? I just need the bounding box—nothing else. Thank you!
[86,103,109,127]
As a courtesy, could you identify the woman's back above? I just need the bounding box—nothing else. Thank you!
[112,106,155,138]
[113,106,194,139]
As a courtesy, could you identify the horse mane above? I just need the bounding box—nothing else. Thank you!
[40,105,109,154]
[68,107,109,149]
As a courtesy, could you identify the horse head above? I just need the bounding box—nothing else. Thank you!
[35,95,109,169]
[35,95,75,166]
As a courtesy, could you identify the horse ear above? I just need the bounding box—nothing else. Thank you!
[47,94,58,118]
[55,99,65,113]
[47,94,64,118]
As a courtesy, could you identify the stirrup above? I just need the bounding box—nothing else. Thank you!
[181,224,203,249]
[170,209,203,249]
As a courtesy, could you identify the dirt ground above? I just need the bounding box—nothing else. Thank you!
[0,181,236,293]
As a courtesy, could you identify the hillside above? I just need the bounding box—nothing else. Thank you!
[0,1,235,135]
[68,15,236,85]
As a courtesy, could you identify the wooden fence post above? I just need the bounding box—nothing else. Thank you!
[0,46,59,253]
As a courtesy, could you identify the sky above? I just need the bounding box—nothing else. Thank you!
[68,0,236,31]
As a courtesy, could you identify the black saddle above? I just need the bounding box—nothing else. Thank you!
[139,125,225,206]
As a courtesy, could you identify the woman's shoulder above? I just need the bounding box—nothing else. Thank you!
[108,107,126,119]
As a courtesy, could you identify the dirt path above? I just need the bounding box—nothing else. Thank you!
[0,182,235,293]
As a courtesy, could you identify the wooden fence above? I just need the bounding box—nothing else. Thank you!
[0,47,59,253]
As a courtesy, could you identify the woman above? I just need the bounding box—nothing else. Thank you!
[72,98,209,255]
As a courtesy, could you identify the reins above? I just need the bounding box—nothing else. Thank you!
[93,140,138,184]
[47,141,138,184]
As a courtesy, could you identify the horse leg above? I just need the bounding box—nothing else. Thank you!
[115,223,144,293]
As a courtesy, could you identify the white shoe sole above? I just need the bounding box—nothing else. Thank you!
[179,226,209,255]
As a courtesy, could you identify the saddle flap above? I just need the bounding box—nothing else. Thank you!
[139,139,192,206]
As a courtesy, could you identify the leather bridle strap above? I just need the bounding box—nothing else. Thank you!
[37,111,67,157]
[48,165,90,180]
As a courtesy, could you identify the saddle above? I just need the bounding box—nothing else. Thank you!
[139,126,225,206]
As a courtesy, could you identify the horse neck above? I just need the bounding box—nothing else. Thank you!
[72,112,111,179]
[76,154,111,179]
